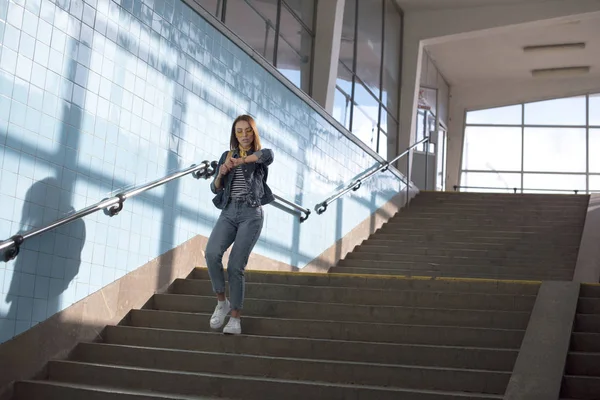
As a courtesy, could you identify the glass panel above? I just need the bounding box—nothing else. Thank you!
[225,0,277,62]
[466,104,522,125]
[462,126,522,171]
[590,129,600,173]
[351,81,379,150]
[378,130,387,158]
[590,175,600,193]
[437,128,447,191]
[415,109,426,150]
[333,86,351,129]
[282,0,315,30]
[339,0,356,71]
[334,62,352,128]
[196,0,223,19]
[356,0,382,99]
[523,127,585,173]
[277,5,312,93]
[524,96,586,126]
[523,174,585,194]
[460,172,522,192]
[382,0,400,118]
[590,94,600,126]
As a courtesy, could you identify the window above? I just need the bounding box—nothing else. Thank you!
[334,0,402,158]
[524,96,586,126]
[462,126,522,171]
[201,0,316,94]
[466,105,521,126]
[462,93,600,194]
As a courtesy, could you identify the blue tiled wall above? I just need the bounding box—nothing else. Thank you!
[0,0,405,343]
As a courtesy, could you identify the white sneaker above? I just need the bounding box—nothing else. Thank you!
[210,300,231,329]
[223,317,242,335]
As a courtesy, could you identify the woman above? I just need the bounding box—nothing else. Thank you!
[205,114,274,335]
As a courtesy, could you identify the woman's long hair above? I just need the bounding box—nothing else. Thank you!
[230,114,262,152]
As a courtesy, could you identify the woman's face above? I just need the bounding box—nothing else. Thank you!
[235,120,254,148]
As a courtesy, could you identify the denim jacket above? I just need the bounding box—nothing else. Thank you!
[210,149,275,209]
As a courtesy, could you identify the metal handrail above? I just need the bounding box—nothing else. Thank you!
[314,137,430,215]
[453,185,583,194]
[0,160,309,262]
[273,194,311,222]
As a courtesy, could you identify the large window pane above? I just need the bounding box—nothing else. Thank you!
[378,130,388,158]
[282,0,315,30]
[333,87,351,129]
[523,127,585,172]
[466,105,522,125]
[590,129,600,173]
[462,126,522,171]
[382,0,400,118]
[523,174,585,193]
[225,0,277,62]
[524,96,586,126]
[356,0,382,99]
[339,0,356,70]
[590,94,600,126]
[334,62,353,128]
[351,81,379,150]
[460,172,522,192]
[276,5,312,93]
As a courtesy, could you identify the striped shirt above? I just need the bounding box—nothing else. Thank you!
[230,167,248,198]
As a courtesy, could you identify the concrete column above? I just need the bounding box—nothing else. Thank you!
[573,194,600,283]
[504,281,579,400]
[311,0,345,113]
[445,89,465,190]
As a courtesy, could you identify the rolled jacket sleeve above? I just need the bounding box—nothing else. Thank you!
[210,151,228,194]
[254,149,274,166]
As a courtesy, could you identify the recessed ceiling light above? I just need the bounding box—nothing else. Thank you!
[531,66,590,78]
[524,43,586,53]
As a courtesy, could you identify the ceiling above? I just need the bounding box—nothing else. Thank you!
[425,15,600,85]
[395,0,549,11]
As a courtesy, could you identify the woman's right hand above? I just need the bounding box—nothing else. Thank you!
[219,164,231,177]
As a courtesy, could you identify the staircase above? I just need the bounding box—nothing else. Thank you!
[332,192,589,281]
[13,268,538,399]
[8,191,591,399]
[562,284,600,399]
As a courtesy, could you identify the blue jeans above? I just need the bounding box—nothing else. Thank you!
[205,199,264,310]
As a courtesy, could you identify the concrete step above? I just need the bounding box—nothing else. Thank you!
[561,375,600,399]
[395,209,586,219]
[329,266,572,282]
[416,192,586,200]
[580,285,600,298]
[404,204,588,214]
[575,314,600,333]
[577,298,600,314]
[70,343,511,394]
[127,309,526,348]
[344,251,575,266]
[361,239,580,253]
[335,259,574,276]
[370,232,581,246]
[105,325,519,371]
[12,381,209,400]
[173,279,537,311]
[191,268,540,295]
[153,294,531,329]
[571,333,600,352]
[387,217,584,228]
[566,352,600,376]
[46,360,504,400]
[378,225,584,235]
